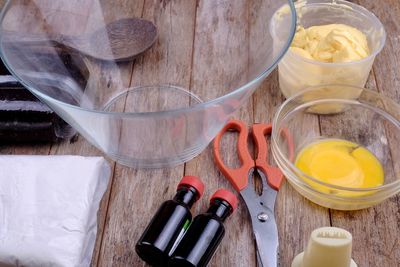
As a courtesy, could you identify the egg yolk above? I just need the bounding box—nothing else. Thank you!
[295,139,384,196]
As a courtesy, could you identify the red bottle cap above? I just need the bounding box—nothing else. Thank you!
[178,176,204,200]
[210,189,238,212]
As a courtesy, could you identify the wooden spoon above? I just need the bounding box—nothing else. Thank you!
[1,18,158,62]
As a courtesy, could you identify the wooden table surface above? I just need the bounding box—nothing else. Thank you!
[2,0,400,266]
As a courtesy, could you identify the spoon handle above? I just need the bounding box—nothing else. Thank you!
[1,30,67,46]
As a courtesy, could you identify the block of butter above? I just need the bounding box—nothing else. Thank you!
[0,156,110,267]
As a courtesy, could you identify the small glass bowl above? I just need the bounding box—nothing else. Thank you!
[270,0,386,98]
[271,85,400,210]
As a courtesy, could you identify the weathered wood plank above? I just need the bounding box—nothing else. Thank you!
[1,0,93,35]
[250,8,329,265]
[97,0,197,265]
[2,1,400,267]
[184,105,254,267]
[355,0,400,176]
[325,1,400,266]
[319,73,400,266]
[183,0,256,266]
[334,1,399,265]
[0,143,51,154]
[30,1,140,265]
[250,11,329,266]
[253,71,331,267]
[190,0,250,101]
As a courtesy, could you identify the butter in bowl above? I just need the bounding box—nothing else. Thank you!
[270,0,386,98]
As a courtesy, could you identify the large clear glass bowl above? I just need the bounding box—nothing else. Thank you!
[0,0,296,168]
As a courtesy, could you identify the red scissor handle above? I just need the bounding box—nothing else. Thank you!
[252,124,283,191]
[214,120,294,192]
[213,120,253,192]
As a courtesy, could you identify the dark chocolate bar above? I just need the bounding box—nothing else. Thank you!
[0,50,88,143]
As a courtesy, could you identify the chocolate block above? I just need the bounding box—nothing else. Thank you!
[0,50,88,143]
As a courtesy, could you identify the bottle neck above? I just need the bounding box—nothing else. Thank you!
[173,187,198,208]
[207,199,232,222]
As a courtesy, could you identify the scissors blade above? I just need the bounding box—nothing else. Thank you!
[256,249,263,267]
[253,216,279,267]
[241,183,279,267]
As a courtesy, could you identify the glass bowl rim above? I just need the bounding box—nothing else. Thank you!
[0,0,297,117]
[271,84,400,195]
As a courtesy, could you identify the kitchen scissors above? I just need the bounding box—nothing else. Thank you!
[213,119,293,267]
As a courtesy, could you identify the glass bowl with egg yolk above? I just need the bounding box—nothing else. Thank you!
[271,85,400,210]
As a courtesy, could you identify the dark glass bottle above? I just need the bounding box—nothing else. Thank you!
[135,176,204,267]
[169,189,238,267]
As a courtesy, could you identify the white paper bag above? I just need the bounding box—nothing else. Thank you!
[0,156,110,267]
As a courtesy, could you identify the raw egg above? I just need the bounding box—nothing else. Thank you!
[295,139,384,196]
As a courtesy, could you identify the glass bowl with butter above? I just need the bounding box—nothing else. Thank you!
[271,85,400,210]
[270,0,386,98]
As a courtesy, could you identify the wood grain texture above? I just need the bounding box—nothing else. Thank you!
[185,1,253,264]
[318,73,400,266]
[189,0,250,101]
[253,71,331,267]
[93,0,400,265]
[2,0,94,35]
[184,104,254,266]
[41,2,139,265]
[327,1,400,266]
[97,0,197,266]
[2,0,400,267]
